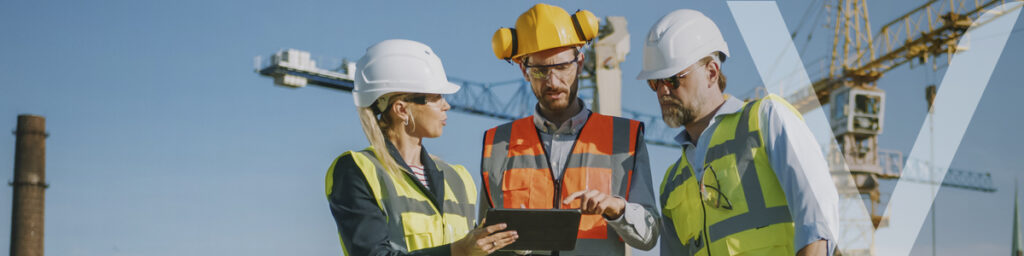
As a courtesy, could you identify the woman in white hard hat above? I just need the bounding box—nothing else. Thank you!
[325,39,518,255]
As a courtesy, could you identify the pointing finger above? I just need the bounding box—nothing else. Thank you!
[562,190,589,205]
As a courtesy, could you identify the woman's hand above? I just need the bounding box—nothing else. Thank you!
[451,219,518,256]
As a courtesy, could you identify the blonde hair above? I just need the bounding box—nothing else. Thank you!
[357,93,422,177]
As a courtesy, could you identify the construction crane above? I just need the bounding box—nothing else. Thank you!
[252,17,681,148]
[782,0,1017,255]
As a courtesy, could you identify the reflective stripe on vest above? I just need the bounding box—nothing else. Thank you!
[482,113,640,245]
[331,148,476,254]
[659,95,797,256]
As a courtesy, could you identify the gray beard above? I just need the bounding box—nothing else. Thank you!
[660,96,703,128]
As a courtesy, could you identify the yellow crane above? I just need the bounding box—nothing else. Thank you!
[784,0,1020,255]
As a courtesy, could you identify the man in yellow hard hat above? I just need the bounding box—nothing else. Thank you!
[480,3,660,255]
[638,9,840,256]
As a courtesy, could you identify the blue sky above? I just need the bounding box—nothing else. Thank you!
[0,0,1022,255]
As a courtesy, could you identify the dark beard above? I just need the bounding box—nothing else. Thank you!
[534,76,580,112]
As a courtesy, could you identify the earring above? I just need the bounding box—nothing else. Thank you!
[403,119,409,126]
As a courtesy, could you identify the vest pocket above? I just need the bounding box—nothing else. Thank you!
[663,179,703,244]
[403,232,433,252]
[400,212,441,251]
[501,168,536,208]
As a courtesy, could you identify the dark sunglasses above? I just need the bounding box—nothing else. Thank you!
[646,69,693,92]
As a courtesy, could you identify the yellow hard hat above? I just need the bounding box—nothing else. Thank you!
[492,3,599,62]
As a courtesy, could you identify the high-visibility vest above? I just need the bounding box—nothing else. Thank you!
[660,95,799,256]
[326,147,477,254]
[481,113,642,255]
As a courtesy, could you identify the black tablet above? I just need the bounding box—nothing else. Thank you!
[485,208,582,251]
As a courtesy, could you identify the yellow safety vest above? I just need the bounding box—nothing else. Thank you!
[660,95,798,256]
[326,147,477,254]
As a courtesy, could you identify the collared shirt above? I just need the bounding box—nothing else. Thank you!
[673,95,840,255]
[532,99,591,179]
[531,100,660,252]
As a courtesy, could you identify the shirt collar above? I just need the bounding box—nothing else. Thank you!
[383,139,438,173]
[674,94,745,146]
[533,98,591,135]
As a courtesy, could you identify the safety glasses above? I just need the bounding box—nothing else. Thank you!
[701,165,733,210]
[646,69,692,92]
[401,93,443,105]
[524,55,580,81]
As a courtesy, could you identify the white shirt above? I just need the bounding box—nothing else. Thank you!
[674,95,840,255]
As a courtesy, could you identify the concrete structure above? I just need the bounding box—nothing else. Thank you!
[10,115,47,256]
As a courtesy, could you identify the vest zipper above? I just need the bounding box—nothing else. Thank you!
[554,181,562,209]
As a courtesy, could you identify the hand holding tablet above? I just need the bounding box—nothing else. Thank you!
[484,209,582,251]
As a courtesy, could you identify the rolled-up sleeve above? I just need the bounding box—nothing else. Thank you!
[605,128,661,251]
[759,99,841,255]
[326,153,451,256]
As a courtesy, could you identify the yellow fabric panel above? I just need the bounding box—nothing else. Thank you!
[661,159,704,242]
[704,155,746,223]
[351,149,387,212]
[442,213,472,243]
[763,94,804,121]
[400,211,445,251]
[450,164,477,203]
[750,98,790,208]
[707,223,794,255]
[325,155,341,196]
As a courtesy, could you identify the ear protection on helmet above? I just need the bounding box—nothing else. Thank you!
[571,10,599,42]
[492,27,518,62]
[491,9,600,62]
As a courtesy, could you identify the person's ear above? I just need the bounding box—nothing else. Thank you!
[391,100,410,123]
[705,61,720,89]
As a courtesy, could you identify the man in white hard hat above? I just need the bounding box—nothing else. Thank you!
[480,3,660,255]
[638,9,840,256]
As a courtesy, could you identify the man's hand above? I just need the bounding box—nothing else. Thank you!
[562,190,627,219]
[796,239,827,256]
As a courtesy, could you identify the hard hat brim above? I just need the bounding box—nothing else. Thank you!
[436,81,461,95]
[636,67,685,81]
[352,81,461,108]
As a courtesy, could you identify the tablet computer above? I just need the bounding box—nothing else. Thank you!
[485,208,582,251]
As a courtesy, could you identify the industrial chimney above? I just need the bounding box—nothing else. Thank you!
[10,115,47,256]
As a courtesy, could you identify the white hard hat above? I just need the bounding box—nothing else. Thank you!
[636,9,729,80]
[353,39,461,108]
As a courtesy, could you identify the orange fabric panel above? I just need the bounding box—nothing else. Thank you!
[502,168,554,209]
[560,167,612,239]
[483,128,495,158]
[572,114,614,155]
[508,118,545,157]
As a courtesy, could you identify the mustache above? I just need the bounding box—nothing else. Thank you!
[659,96,683,105]
[543,87,569,94]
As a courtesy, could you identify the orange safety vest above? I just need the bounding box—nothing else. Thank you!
[481,113,641,242]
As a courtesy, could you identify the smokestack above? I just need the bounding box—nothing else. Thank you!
[10,115,47,256]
